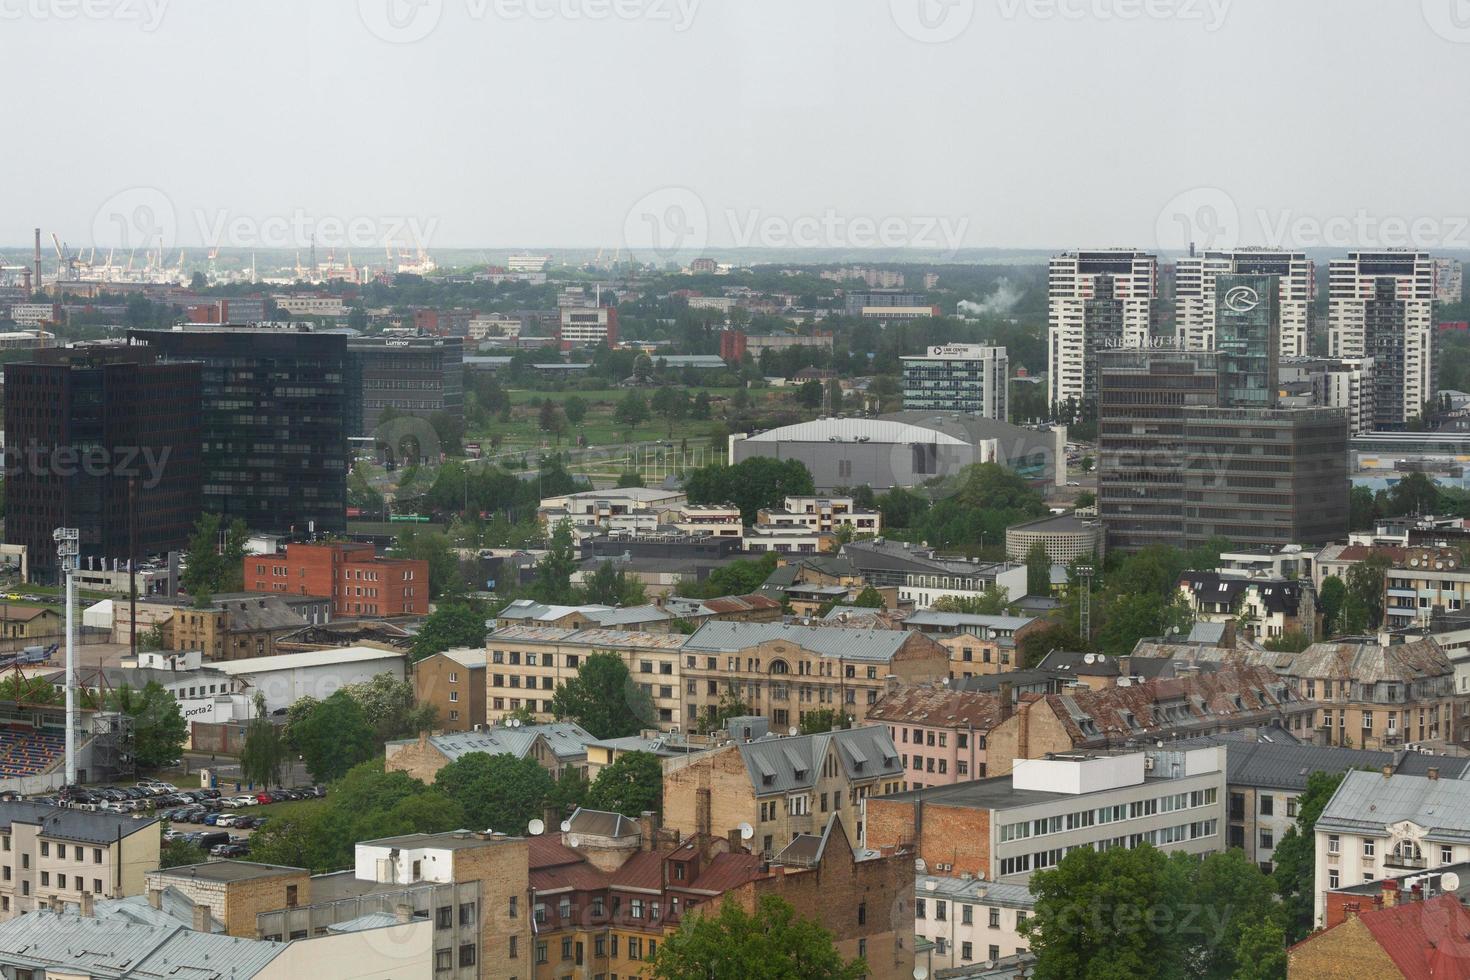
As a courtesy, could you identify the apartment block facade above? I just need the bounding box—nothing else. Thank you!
[1328,250,1436,428]
[244,541,429,617]
[1047,249,1157,409]
[901,344,1009,418]
[1174,249,1313,357]
[0,804,160,919]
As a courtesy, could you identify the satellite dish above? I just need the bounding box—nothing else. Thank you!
[738,821,754,840]
[559,820,572,833]
[1444,872,1462,892]
[914,968,930,980]
[924,880,937,891]
[568,835,582,848]
[528,819,545,836]
[914,858,927,872]
[788,726,798,737]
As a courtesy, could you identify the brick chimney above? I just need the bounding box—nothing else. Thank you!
[639,811,657,852]
[999,682,1014,724]
[1382,878,1400,908]
[1221,620,1236,649]
[1429,767,1440,781]
[192,903,211,933]
[395,903,414,924]
[1383,765,1394,779]
[146,887,163,910]
[80,890,94,918]
[695,788,711,839]
[728,827,743,851]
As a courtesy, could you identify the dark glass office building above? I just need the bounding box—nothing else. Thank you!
[346,336,464,437]
[128,326,348,535]
[4,347,202,581]
[1214,273,1280,409]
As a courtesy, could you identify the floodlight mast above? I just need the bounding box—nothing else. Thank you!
[53,528,79,786]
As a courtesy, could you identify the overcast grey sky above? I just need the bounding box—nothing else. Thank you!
[6,0,1470,254]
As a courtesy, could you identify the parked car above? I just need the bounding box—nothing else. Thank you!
[162,830,184,843]
[211,843,250,858]
[232,816,256,830]
[214,814,239,828]
[254,792,275,805]
[196,831,230,850]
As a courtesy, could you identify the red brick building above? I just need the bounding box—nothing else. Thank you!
[243,542,430,617]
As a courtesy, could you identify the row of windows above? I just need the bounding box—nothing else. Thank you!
[916,898,1023,931]
[999,789,1218,842]
[998,821,1218,875]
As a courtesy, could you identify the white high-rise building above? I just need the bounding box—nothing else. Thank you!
[1047,249,1157,409]
[1174,249,1314,357]
[1328,251,1436,428]
[1435,257,1464,304]
[901,344,1009,418]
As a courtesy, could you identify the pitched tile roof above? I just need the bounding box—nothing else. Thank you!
[736,725,902,796]
[1294,893,1470,979]
[867,685,1006,730]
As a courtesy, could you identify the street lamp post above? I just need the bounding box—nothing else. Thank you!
[53,528,79,786]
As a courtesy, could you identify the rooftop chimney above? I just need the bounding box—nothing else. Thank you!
[1383,765,1394,779]
[80,890,94,918]
[394,903,414,924]
[192,903,211,933]
[1429,767,1440,781]
[1382,878,1400,908]
[639,811,657,852]
[146,887,163,910]
[695,788,711,839]
[728,828,743,851]
[999,682,1015,724]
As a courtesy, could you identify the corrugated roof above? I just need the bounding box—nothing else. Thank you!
[684,620,914,661]
[0,802,159,845]
[488,625,689,650]
[387,723,596,764]
[1339,894,1470,979]
[915,874,1035,909]
[0,909,287,976]
[905,611,1035,631]
[214,646,405,675]
[867,685,1006,730]
[741,417,970,446]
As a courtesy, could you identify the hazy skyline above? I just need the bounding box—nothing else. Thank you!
[9,0,1470,256]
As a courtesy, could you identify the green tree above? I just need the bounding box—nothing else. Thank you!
[531,519,578,604]
[651,387,690,438]
[110,682,187,771]
[615,391,650,430]
[580,560,646,607]
[1232,917,1287,980]
[1349,485,1378,531]
[161,838,208,869]
[616,470,645,489]
[1018,624,1085,668]
[1025,540,1052,597]
[798,708,848,735]
[340,673,439,742]
[1273,770,1347,941]
[550,652,656,739]
[875,486,929,529]
[684,458,815,525]
[691,391,712,420]
[651,894,866,980]
[586,751,662,817]
[546,765,590,818]
[411,600,488,661]
[292,691,377,783]
[850,586,885,608]
[1263,630,1311,653]
[1191,850,1280,978]
[563,395,589,428]
[434,752,554,835]
[180,514,249,598]
[797,379,823,408]
[932,588,1011,616]
[1319,575,1347,637]
[240,692,287,788]
[1343,553,1390,633]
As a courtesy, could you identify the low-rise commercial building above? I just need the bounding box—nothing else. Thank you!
[385,724,594,784]
[1005,513,1104,565]
[914,875,1035,969]
[213,646,408,714]
[244,541,429,617]
[865,747,1226,883]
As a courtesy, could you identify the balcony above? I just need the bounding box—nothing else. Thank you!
[1384,853,1427,870]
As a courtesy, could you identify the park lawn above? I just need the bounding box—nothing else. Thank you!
[505,387,741,406]
[251,795,328,822]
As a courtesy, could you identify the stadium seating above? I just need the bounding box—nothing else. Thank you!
[0,729,65,778]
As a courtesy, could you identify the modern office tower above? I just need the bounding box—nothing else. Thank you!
[128,325,349,535]
[4,347,202,581]
[1179,405,1349,550]
[1097,351,1348,554]
[1047,249,1157,410]
[1214,273,1280,409]
[1328,250,1436,428]
[1096,350,1221,553]
[346,335,464,437]
[901,344,1009,417]
[1279,357,1377,436]
[1174,249,1314,358]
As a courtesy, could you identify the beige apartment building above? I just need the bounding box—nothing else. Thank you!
[485,626,688,729]
[0,803,160,918]
[679,621,951,731]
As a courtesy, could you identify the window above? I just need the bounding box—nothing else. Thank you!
[1329,870,1340,889]
[92,848,101,864]
[858,902,866,925]
[562,937,573,960]
[989,907,1001,927]
[509,936,518,959]
[935,900,947,922]
[961,904,973,925]
[459,944,476,967]
[536,942,548,964]
[460,902,476,926]
[434,949,452,972]
[436,906,452,929]
[1444,845,1455,864]
[509,896,518,917]
[1259,795,1273,816]
[962,941,973,960]
[1328,835,1340,854]
[916,898,926,920]
[40,842,48,857]
[1260,830,1274,851]
[990,945,1001,960]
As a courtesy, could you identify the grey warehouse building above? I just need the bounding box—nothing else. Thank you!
[730,411,1064,491]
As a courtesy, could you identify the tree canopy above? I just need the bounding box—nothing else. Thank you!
[586,750,662,818]
[434,751,555,835]
[290,690,378,783]
[650,894,867,980]
[550,652,656,739]
[684,458,815,525]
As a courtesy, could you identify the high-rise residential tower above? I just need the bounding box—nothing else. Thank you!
[1328,250,1436,429]
[1047,249,1157,410]
[1174,249,1314,358]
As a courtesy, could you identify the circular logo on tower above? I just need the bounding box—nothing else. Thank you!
[1223,285,1260,313]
